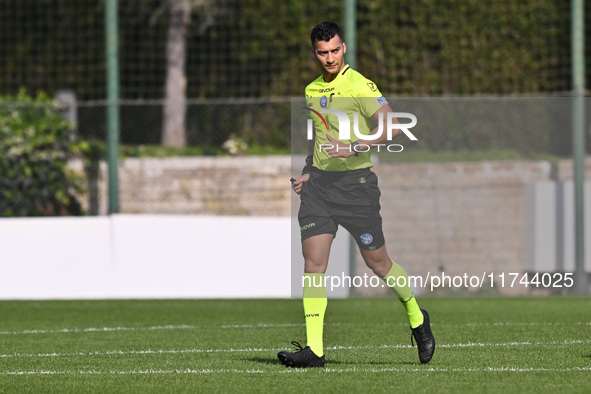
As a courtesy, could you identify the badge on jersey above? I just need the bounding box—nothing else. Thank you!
[377,96,388,107]
[320,95,328,108]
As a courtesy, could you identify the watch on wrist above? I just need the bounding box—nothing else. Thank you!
[351,141,360,157]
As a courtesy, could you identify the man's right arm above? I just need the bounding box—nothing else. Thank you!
[292,105,315,195]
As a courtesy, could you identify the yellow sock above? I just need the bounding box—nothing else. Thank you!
[302,273,327,357]
[382,260,424,329]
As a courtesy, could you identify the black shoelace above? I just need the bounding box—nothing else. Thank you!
[290,341,304,352]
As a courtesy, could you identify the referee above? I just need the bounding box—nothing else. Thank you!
[278,21,435,368]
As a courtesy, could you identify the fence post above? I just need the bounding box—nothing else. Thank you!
[571,0,588,294]
[105,0,120,214]
[343,0,356,70]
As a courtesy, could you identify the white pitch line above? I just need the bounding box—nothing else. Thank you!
[0,323,343,336]
[0,347,285,359]
[1,339,589,359]
[218,323,320,328]
[0,325,199,336]
[2,366,591,376]
[466,322,591,327]
[2,321,589,336]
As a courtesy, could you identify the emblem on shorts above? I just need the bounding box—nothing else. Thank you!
[359,177,366,183]
[360,233,373,245]
[320,95,328,108]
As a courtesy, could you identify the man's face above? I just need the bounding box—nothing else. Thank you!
[312,35,347,77]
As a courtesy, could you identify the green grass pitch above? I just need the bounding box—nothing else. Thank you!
[1,298,590,392]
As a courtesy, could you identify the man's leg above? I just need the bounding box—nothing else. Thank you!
[302,233,333,357]
[278,233,333,367]
[360,246,423,327]
[360,246,435,363]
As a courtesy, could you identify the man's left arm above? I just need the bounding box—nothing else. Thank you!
[325,104,401,158]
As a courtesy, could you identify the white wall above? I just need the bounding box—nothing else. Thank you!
[524,181,591,273]
[0,215,294,299]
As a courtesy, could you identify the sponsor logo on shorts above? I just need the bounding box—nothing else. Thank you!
[301,222,316,231]
[360,233,373,245]
[359,177,366,184]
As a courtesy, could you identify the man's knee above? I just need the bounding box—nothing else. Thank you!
[304,258,328,273]
[361,247,392,277]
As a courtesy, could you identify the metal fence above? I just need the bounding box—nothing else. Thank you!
[0,0,588,217]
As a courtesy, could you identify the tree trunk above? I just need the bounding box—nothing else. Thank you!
[162,0,190,147]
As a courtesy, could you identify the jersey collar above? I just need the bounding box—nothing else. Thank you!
[322,64,350,84]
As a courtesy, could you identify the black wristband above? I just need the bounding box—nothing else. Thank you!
[302,154,313,174]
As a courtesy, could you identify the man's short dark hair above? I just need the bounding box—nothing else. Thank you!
[310,21,343,48]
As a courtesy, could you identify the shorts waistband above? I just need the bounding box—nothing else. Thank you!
[311,167,372,177]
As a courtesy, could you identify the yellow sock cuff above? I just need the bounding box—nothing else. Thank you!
[303,273,327,298]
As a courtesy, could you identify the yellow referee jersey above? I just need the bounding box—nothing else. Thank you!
[305,65,389,172]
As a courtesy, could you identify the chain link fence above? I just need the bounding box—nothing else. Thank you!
[0,0,589,217]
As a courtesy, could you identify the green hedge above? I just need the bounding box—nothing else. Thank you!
[0,90,85,216]
[212,0,572,97]
[0,0,575,100]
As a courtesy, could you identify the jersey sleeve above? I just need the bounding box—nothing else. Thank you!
[356,79,388,118]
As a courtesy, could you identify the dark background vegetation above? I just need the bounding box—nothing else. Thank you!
[0,0,588,154]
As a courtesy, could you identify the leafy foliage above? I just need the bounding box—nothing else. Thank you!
[0,90,85,216]
[0,0,575,100]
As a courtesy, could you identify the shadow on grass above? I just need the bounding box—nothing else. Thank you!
[322,359,416,366]
[246,356,416,367]
[246,356,280,365]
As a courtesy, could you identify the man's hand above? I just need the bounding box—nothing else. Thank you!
[291,173,310,195]
[325,134,356,158]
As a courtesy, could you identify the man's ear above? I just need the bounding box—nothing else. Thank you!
[343,42,347,55]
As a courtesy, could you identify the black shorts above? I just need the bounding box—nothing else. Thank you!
[298,167,385,251]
